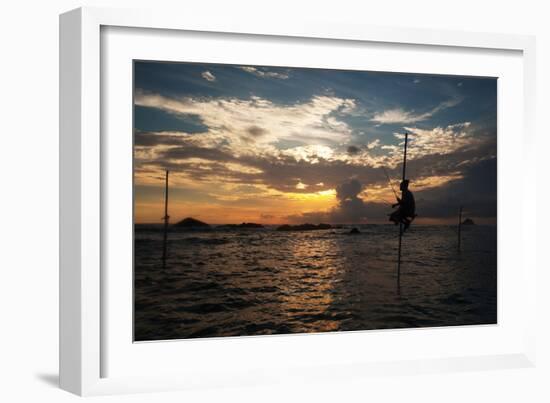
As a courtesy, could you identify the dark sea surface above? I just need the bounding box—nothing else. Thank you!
[134,224,497,341]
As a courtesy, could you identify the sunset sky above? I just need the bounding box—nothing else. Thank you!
[134,61,497,225]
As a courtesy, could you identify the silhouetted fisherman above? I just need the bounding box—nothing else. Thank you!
[389,179,416,232]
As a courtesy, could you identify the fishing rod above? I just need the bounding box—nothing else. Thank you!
[382,166,399,201]
[381,198,395,206]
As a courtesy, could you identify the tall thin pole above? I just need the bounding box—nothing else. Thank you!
[397,227,403,284]
[457,205,463,252]
[162,170,170,264]
[402,132,409,181]
[397,132,409,287]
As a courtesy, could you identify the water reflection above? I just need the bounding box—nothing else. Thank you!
[279,233,345,332]
[134,225,497,341]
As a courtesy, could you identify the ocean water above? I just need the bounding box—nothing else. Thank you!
[134,224,497,341]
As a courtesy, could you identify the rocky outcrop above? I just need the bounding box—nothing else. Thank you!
[174,217,210,228]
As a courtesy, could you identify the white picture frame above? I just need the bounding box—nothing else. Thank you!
[60,6,537,396]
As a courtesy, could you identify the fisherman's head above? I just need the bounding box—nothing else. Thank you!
[400,180,410,191]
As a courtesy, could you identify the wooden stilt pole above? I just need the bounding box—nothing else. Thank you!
[162,170,170,264]
[397,223,403,284]
[397,132,409,288]
[457,205,463,252]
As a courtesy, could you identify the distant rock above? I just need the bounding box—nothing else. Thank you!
[174,217,210,229]
[462,218,475,225]
[349,227,361,234]
[218,222,264,229]
[276,223,332,231]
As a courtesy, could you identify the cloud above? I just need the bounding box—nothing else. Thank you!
[336,178,363,201]
[285,154,496,224]
[240,66,289,79]
[134,91,357,156]
[375,122,483,167]
[134,131,391,194]
[134,123,491,202]
[287,178,376,224]
[134,89,495,223]
[371,108,426,124]
[201,71,216,82]
[347,145,361,155]
[135,92,414,176]
[367,139,381,149]
[402,122,478,158]
[295,181,308,190]
[412,158,496,220]
[134,131,190,147]
[246,125,267,137]
[133,116,491,202]
[135,129,496,224]
[371,97,462,124]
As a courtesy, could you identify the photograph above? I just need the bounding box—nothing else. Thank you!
[133,61,497,341]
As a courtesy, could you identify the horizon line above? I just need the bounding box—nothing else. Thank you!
[134,221,496,226]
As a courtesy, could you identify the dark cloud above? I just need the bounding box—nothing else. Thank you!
[288,178,388,224]
[233,184,265,194]
[336,179,362,200]
[248,156,388,194]
[240,126,269,144]
[134,131,187,147]
[332,178,370,222]
[286,156,496,224]
[153,144,388,193]
[162,146,238,163]
[247,125,267,137]
[347,145,361,155]
[414,157,497,219]
[160,161,263,184]
[404,136,496,180]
